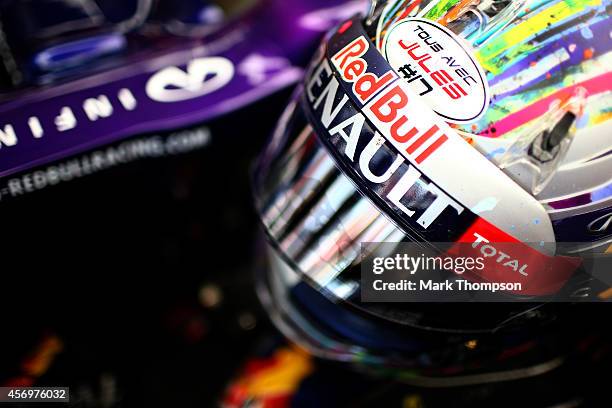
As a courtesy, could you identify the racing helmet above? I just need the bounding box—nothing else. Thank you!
[252,0,611,384]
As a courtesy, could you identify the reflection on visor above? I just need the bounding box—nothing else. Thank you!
[252,95,406,292]
[252,89,567,331]
[256,218,569,382]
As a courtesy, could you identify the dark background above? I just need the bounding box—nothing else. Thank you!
[0,90,291,407]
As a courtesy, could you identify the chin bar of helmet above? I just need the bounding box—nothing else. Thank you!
[254,226,569,385]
